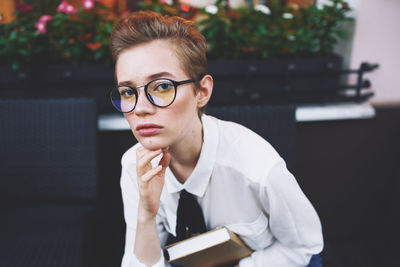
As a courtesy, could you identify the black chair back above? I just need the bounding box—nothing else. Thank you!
[0,98,98,267]
[0,98,97,204]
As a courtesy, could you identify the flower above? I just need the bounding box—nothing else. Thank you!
[39,15,52,23]
[282,12,294,19]
[57,1,77,14]
[254,4,271,15]
[326,1,335,6]
[65,5,77,14]
[287,34,296,41]
[57,1,68,12]
[15,2,33,13]
[205,5,218,15]
[87,42,102,51]
[34,22,46,33]
[159,0,173,5]
[317,0,334,9]
[35,14,52,34]
[180,4,191,12]
[83,0,95,10]
[34,21,46,34]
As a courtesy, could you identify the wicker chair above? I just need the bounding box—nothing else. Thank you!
[0,98,98,267]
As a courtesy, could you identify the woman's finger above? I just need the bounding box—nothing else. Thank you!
[140,165,163,182]
[136,149,162,174]
[159,150,171,168]
[137,149,162,165]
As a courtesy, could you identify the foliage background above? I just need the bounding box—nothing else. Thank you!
[0,0,352,70]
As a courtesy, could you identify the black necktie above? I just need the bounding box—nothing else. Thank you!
[165,191,239,267]
[166,189,207,245]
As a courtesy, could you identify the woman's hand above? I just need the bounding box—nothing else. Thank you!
[136,146,171,222]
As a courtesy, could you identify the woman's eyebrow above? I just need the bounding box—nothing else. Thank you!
[148,71,174,80]
[117,72,175,87]
[118,80,135,87]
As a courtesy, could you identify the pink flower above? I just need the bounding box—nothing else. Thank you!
[159,0,172,4]
[83,0,95,10]
[35,21,47,34]
[57,1,68,12]
[66,5,77,14]
[39,15,52,23]
[35,14,52,34]
[57,1,77,14]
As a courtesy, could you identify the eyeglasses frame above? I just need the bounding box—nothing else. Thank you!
[110,77,200,113]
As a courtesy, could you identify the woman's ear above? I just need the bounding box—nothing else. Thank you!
[196,74,213,109]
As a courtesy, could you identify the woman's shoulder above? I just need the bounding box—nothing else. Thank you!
[212,116,283,172]
[214,117,275,152]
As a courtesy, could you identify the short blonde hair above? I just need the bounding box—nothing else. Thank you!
[109,11,208,115]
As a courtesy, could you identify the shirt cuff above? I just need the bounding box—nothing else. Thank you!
[238,255,253,267]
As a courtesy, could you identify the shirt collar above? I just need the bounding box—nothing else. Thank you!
[165,114,219,197]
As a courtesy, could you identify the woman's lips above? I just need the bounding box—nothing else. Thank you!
[136,123,163,136]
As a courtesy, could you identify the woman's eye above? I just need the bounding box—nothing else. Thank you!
[120,89,134,98]
[155,82,172,91]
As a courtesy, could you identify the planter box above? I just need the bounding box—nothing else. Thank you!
[208,54,343,105]
[0,55,345,113]
[0,65,115,114]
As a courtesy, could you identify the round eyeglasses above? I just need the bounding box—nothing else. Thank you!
[110,78,199,113]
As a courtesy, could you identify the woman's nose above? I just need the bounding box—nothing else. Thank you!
[134,90,156,115]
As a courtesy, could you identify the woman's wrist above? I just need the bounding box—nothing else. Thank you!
[137,207,157,225]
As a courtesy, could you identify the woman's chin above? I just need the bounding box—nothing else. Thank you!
[139,138,169,151]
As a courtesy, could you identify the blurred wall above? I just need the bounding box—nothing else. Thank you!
[349,0,400,105]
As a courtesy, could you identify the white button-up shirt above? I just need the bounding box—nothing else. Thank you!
[120,114,323,267]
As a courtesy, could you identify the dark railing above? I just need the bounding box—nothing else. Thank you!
[207,57,379,106]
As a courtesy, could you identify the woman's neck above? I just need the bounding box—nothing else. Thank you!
[168,118,204,184]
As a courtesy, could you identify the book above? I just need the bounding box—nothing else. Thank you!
[164,227,253,267]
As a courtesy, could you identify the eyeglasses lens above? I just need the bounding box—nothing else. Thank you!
[147,79,176,107]
[111,86,136,113]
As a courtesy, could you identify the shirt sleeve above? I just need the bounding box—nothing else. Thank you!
[120,158,171,267]
[239,160,324,267]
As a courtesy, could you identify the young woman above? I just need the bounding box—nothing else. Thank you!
[109,11,323,267]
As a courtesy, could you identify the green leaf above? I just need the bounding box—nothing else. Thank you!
[12,62,19,70]
[9,31,18,41]
[94,49,104,60]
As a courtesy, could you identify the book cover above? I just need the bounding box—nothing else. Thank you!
[165,227,253,267]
